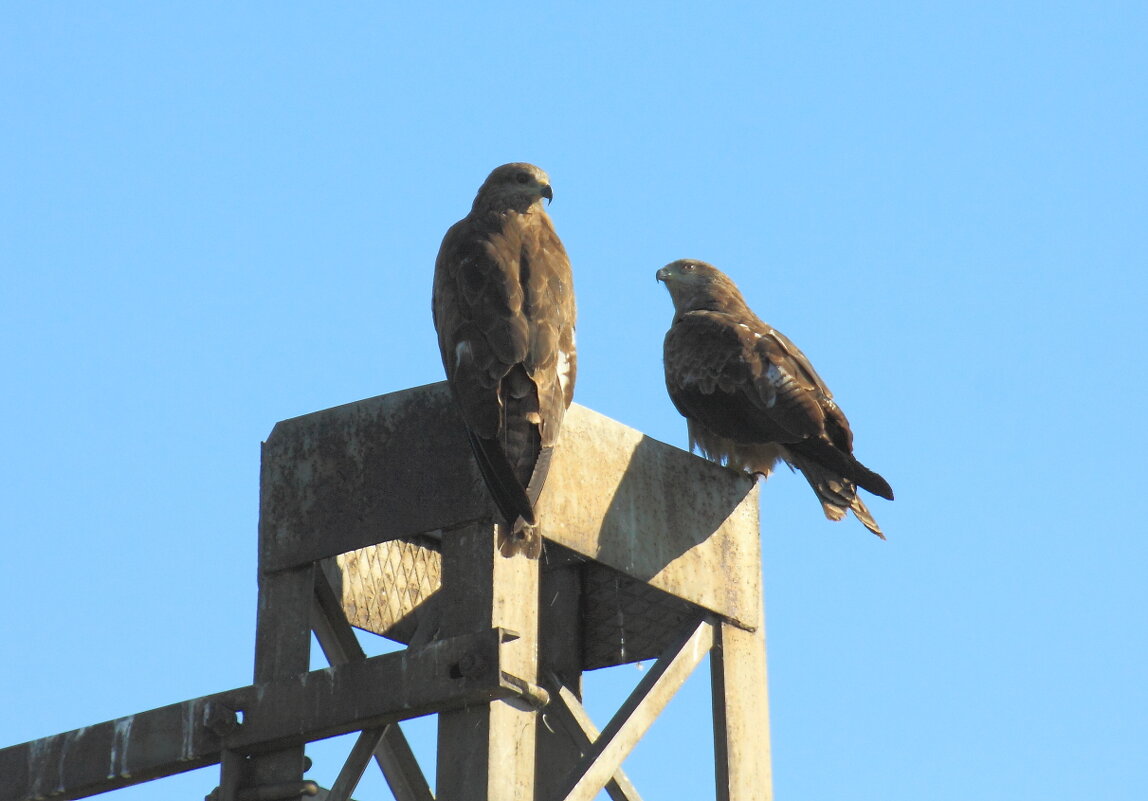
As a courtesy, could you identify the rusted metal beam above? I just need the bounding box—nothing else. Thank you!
[0,629,516,801]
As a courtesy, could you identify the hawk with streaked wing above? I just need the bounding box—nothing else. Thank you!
[658,259,892,537]
[433,163,576,557]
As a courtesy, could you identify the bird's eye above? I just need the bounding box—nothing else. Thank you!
[682,263,695,272]
[515,172,530,184]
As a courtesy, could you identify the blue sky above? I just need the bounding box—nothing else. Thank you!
[2,3,1146,800]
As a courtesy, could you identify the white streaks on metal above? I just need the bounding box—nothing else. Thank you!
[107,715,134,780]
[27,733,52,800]
[181,702,196,762]
[57,726,89,794]
[400,649,410,709]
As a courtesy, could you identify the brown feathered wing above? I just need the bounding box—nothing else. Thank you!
[664,309,891,538]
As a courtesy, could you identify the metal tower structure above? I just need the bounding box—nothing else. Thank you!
[0,382,772,801]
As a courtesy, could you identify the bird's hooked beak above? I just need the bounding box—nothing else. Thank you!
[656,266,672,284]
[541,184,553,205]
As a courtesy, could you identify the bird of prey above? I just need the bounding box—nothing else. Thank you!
[432,163,577,557]
[657,259,893,538]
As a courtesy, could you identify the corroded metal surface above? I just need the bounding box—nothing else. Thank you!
[265,382,761,630]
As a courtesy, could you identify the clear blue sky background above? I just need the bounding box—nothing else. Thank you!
[3,3,1145,800]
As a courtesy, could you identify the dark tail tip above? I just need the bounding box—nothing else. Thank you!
[797,437,894,501]
[467,430,537,526]
[862,472,894,501]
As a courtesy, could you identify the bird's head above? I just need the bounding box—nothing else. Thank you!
[656,259,749,315]
[473,162,554,214]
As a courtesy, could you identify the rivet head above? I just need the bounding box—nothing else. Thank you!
[455,652,486,678]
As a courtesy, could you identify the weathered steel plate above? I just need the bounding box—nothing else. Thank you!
[262,383,761,630]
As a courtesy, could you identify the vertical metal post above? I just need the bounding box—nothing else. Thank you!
[535,557,584,799]
[247,563,315,795]
[710,557,772,801]
[436,523,540,801]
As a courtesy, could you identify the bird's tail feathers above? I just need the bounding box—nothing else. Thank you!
[524,445,554,509]
[787,452,886,539]
[500,446,554,559]
[467,430,536,527]
[795,438,894,501]
[845,496,885,540]
[467,366,560,560]
[467,432,554,560]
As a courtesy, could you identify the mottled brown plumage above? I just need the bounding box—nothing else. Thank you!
[433,163,576,556]
[657,259,892,538]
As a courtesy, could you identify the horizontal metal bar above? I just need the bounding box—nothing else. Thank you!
[0,628,515,801]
